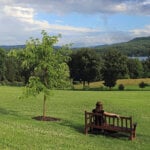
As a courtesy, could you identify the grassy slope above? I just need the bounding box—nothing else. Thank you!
[0,86,150,150]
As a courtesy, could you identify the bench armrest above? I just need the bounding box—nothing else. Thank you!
[133,122,137,130]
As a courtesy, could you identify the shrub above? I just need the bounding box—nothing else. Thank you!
[83,85,90,90]
[139,81,147,89]
[99,86,104,91]
[118,84,125,91]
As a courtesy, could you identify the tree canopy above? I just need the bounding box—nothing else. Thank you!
[68,48,102,86]
[101,49,128,89]
[127,58,143,79]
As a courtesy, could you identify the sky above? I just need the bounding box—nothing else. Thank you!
[0,0,150,47]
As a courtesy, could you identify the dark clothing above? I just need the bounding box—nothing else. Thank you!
[92,109,117,134]
[92,109,105,126]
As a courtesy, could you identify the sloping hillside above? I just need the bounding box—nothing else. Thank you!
[94,36,150,56]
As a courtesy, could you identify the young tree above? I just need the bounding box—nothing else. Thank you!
[102,49,128,89]
[21,31,70,119]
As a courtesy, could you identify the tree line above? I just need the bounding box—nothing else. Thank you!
[69,48,150,88]
[0,40,150,89]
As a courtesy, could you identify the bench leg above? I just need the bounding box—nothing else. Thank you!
[133,131,136,138]
[129,131,136,140]
[85,126,88,134]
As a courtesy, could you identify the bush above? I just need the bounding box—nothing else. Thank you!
[83,85,90,90]
[99,86,104,91]
[139,81,147,89]
[118,84,125,91]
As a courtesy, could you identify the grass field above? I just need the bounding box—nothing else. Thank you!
[0,86,150,150]
[73,78,150,91]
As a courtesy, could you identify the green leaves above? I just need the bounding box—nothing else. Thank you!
[102,49,128,88]
[20,30,70,97]
[23,77,43,96]
[21,76,51,99]
[68,48,102,85]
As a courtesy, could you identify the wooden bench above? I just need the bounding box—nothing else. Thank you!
[84,111,137,140]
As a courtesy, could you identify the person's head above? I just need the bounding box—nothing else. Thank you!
[96,101,103,110]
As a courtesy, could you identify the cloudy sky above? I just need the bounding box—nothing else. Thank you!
[0,0,150,47]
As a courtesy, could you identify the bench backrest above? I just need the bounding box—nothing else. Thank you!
[85,111,133,129]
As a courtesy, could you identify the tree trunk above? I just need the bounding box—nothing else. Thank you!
[83,81,85,88]
[43,94,46,120]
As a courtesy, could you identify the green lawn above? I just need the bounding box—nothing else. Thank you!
[0,86,150,150]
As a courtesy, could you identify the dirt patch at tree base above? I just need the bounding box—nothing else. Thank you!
[32,116,61,121]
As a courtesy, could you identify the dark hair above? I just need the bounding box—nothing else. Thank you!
[96,101,103,110]
[96,101,102,106]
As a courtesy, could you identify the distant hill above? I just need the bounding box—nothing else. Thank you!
[0,45,25,50]
[130,37,150,42]
[94,36,150,56]
[0,45,62,51]
[1,36,150,56]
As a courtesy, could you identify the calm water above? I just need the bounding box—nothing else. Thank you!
[130,56,148,61]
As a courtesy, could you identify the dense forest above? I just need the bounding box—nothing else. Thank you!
[0,47,150,88]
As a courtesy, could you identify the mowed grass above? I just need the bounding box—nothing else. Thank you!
[0,86,150,150]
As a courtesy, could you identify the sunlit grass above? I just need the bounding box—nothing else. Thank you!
[0,86,150,150]
[73,78,150,90]
[117,78,150,85]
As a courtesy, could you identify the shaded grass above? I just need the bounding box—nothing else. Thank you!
[0,86,150,150]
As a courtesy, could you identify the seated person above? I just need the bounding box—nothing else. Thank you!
[92,101,120,126]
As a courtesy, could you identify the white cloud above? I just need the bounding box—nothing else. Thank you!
[2,5,99,33]
[0,0,150,46]
[143,0,150,5]
[58,30,133,47]
[0,3,101,45]
[131,25,150,37]
[113,3,127,12]
[3,6,35,23]
[8,0,150,15]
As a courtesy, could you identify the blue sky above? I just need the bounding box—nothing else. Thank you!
[0,0,150,47]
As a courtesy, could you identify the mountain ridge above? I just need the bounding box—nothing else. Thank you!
[93,36,150,56]
[0,36,150,56]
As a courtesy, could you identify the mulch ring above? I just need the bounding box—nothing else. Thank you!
[32,116,61,122]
